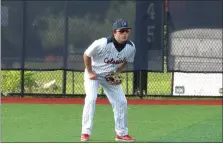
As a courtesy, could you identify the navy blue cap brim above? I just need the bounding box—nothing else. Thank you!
[113,27,132,30]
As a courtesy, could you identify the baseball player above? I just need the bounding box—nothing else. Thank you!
[81,19,136,142]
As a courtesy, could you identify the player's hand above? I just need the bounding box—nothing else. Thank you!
[88,72,97,80]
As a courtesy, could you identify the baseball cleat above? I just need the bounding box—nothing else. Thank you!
[81,134,90,142]
[115,135,136,142]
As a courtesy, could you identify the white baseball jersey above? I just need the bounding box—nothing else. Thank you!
[84,36,136,76]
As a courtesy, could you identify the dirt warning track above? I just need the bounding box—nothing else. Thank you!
[1,97,222,105]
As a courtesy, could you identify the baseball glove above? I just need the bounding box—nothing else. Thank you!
[105,71,122,85]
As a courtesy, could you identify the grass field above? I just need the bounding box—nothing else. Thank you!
[1,70,172,95]
[1,103,222,143]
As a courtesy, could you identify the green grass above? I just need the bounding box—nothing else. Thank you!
[1,70,172,95]
[2,104,222,142]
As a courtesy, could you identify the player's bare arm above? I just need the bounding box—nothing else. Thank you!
[83,53,97,80]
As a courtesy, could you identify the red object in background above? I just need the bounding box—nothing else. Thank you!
[45,56,55,63]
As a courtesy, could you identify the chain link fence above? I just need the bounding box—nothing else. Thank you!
[167,1,222,73]
[166,1,222,97]
[1,0,222,98]
[1,70,172,97]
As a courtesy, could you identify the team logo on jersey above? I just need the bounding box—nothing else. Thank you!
[104,57,126,64]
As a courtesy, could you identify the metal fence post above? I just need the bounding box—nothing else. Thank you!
[62,0,69,96]
[20,1,27,97]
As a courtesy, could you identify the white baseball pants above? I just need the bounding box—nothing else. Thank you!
[81,71,128,136]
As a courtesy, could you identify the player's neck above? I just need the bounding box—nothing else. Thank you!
[111,36,126,51]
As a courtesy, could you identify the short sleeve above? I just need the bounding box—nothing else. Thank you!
[126,42,136,63]
[84,38,106,57]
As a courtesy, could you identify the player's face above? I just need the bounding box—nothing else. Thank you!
[114,29,131,43]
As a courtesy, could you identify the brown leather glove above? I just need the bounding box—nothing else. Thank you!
[105,72,122,85]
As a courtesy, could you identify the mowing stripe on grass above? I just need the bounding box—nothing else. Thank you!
[2,104,222,142]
